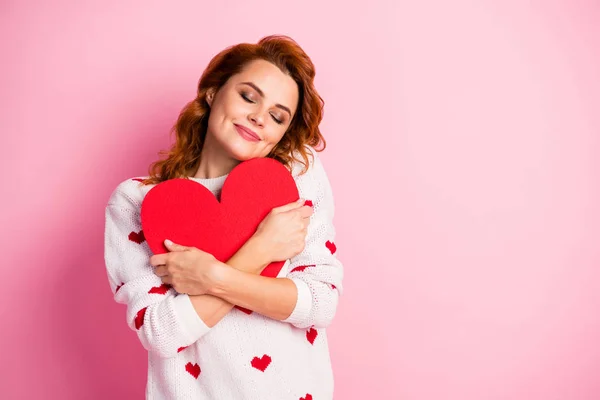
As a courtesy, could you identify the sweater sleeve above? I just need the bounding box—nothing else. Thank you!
[281,150,345,329]
[103,180,211,358]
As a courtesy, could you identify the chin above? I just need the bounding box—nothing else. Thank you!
[225,145,259,162]
[226,140,271,161]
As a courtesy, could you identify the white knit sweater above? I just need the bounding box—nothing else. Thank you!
[103,148,344,399]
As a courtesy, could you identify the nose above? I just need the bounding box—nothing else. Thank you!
[248,110,265,128]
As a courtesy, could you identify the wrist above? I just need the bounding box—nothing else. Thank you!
[208,260,233,296]
[250,234,272,264]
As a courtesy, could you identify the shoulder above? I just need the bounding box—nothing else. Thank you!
[290,146,328,180]
[289,146,335,206]
[106,176,157,210]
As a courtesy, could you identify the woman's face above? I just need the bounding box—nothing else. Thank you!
[205,59,300,161]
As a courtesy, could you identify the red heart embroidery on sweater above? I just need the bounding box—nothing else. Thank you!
[290,265,315,273]
[134,307,147,330]
[148,284,170,295]
[325,240,337,254]
[306,327,318,344]
[251,354,272,372]
[141,158,299,314]
[128,230,145,244]
[185,362,201,379]
[300,394,313,400]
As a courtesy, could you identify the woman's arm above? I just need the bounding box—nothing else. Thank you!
[187,236,269,327]
[208,266,298,320]
[206,150,344,328]
[104,184,209,359]
[153,195,313,326]
[104,180,270,359]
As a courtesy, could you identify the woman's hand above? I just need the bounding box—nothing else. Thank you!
[150,239,221,295]
[252,198,314,264]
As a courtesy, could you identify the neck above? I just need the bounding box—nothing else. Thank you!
[192,133,240,179]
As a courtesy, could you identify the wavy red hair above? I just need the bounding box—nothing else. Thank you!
[141,35,326,185]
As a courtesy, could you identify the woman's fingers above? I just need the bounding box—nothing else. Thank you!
[154,265,168,277]
[272,198,305,214]
[150,253,169,267]
[298,205,314,219]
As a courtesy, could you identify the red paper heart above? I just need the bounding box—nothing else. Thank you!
[140,158,299,312]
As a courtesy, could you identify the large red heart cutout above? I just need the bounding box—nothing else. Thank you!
[140,157,299,313]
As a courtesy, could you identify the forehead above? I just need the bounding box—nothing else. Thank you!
[230,59,299,111]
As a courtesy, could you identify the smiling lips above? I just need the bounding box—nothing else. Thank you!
[234,124,261,142]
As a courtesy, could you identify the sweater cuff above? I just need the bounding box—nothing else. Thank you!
[282,278,313,325]
[171,294,211,340]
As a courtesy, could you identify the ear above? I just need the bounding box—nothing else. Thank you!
[206,88,216,107]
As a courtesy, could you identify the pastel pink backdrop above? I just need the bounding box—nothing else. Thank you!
[1,1,599,399]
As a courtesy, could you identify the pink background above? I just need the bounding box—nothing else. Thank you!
[2,1,599,399]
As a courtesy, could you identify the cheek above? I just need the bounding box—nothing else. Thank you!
[210,94,237,122]
[265,128,287,145]
[207,106,230,134]
[207,114,220,136]
[223,93,250,116]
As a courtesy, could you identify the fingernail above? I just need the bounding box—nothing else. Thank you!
[164,239,173,246]
[304,200,313,207]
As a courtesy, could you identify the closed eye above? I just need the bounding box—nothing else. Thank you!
[241,93,254,103]
[271,114,283,124]
[242,93,284,125]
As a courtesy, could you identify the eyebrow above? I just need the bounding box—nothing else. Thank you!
[239,81,292,117]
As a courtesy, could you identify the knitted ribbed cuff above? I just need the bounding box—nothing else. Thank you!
[172,294,211,341]
[282,279,312,325]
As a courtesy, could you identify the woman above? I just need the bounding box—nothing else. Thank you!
[104,35,344,399]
